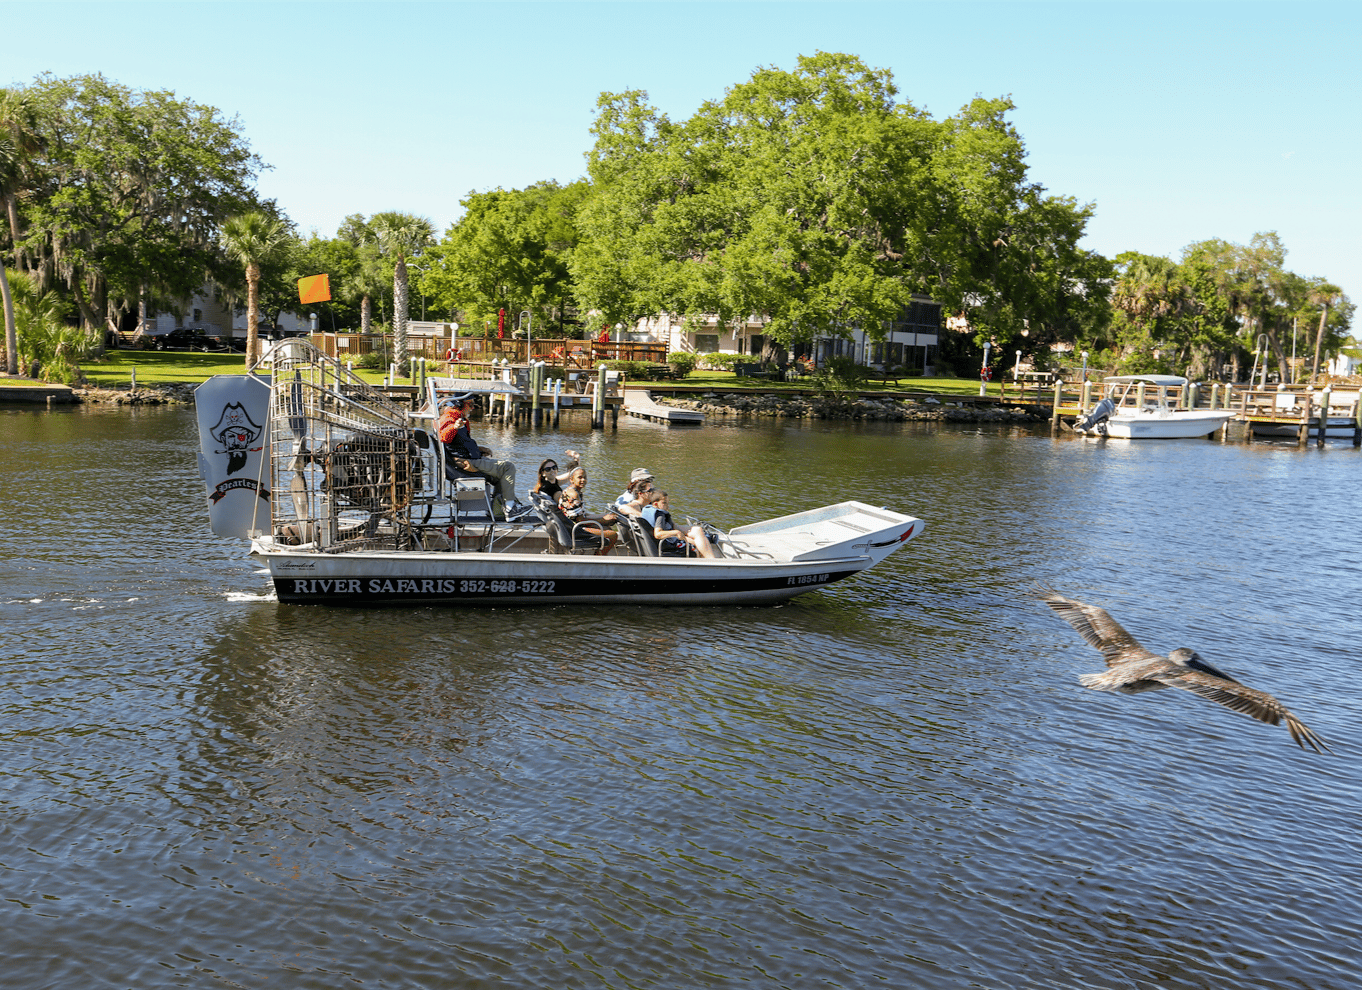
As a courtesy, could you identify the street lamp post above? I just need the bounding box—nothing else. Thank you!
[1014,349,1022,382]
[1080,351,1089,382]
[979,340,992,396]
[519,310,532,363]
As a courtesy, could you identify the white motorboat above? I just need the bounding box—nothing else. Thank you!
[1072,375,1234,439]
[193,341,924,606]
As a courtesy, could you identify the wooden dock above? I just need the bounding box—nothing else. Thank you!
[623,389,704,425]
[1233,386,1361,445]
[995,377,1362,446]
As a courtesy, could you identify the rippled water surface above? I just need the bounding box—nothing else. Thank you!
[2,404,1359,989]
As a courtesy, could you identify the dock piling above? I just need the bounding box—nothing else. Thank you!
[530,362,540,426]
[592,364,606,430]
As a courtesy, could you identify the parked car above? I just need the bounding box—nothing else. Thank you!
[153,326,234,352]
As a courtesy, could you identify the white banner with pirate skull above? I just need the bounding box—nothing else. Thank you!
[195,375,272,538]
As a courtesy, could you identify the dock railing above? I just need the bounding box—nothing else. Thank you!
[311,334,670,373]
[1233,384,1361,444]
[1002,377,1251,430]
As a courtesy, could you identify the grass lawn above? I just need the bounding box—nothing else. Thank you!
[78,350,251,388]
[56,351,1003,398]
[679,369,992,396]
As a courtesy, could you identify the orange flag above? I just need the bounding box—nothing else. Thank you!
[297,273,331,304]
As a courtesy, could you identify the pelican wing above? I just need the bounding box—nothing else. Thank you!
[1155,668,1331,754]
[1035,585,1154,667]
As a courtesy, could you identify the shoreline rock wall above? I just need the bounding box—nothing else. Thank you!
[72,384,197,406]
[657,392,1047,423]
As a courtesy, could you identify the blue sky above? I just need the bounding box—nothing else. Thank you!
[4,1,1359,303]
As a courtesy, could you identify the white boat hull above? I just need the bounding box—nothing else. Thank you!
[1091,410,1235,439]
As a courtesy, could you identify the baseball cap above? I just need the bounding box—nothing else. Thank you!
[630,467,654,483]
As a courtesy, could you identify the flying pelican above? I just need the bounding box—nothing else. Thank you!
[1035,585,1329,753]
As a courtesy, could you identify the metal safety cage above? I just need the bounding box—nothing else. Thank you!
[266,340,429,552]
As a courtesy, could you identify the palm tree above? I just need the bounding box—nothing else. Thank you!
[0,89,45,269]
[1,133,17,374]
[370,212,433,364]
[352,242,388,336]
[220,211,291,366]
[1,88,48,375]
[337,214,381,334]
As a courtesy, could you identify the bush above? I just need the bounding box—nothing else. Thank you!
[10,272,94,384]
[602,359,672,381]
[666,351,698,378]
[699,352,740,371]
[354,351,388,370]
[812,356,870,392]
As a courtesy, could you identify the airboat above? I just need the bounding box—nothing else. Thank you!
[193,340,923,606]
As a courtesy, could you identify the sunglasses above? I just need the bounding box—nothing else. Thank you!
[543,464,557,471]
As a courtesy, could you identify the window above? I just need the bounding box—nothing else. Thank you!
[695,334,719,353]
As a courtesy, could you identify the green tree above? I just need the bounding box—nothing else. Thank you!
[574,53,1105,354]
[421,179,588,335]
[1,133,17,373]
[12,74,263,351]
[370,211,433,363]
[1116,234,1353,383]
[1306,280,1344,382]
[337,214,388,333]
[8,269,87,382]
[292,233,360,331]
[221,211,292,365]
[0,87,48,373]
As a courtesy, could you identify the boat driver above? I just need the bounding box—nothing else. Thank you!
[437,393,530,520]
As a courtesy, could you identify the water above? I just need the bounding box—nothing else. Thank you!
[2,404,1359,989]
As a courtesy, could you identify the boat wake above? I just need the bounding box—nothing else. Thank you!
[225,590,277,603]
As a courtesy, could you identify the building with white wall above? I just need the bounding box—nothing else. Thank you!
[620,298,941,373]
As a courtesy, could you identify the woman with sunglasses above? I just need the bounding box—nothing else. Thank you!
[530,449,580,501]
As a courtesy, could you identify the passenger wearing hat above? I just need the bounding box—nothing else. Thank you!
[437,393,528,519]
[614,467,655,517]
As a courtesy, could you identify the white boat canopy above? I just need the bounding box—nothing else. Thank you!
[1100,374,1189,387]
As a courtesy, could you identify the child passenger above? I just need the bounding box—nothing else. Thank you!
[640,490,717,558]
[558,467,618,555]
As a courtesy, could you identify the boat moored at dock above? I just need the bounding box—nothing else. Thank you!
[1073,375,1235,439]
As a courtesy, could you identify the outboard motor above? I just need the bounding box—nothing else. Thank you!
[1074,397,1115,435]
